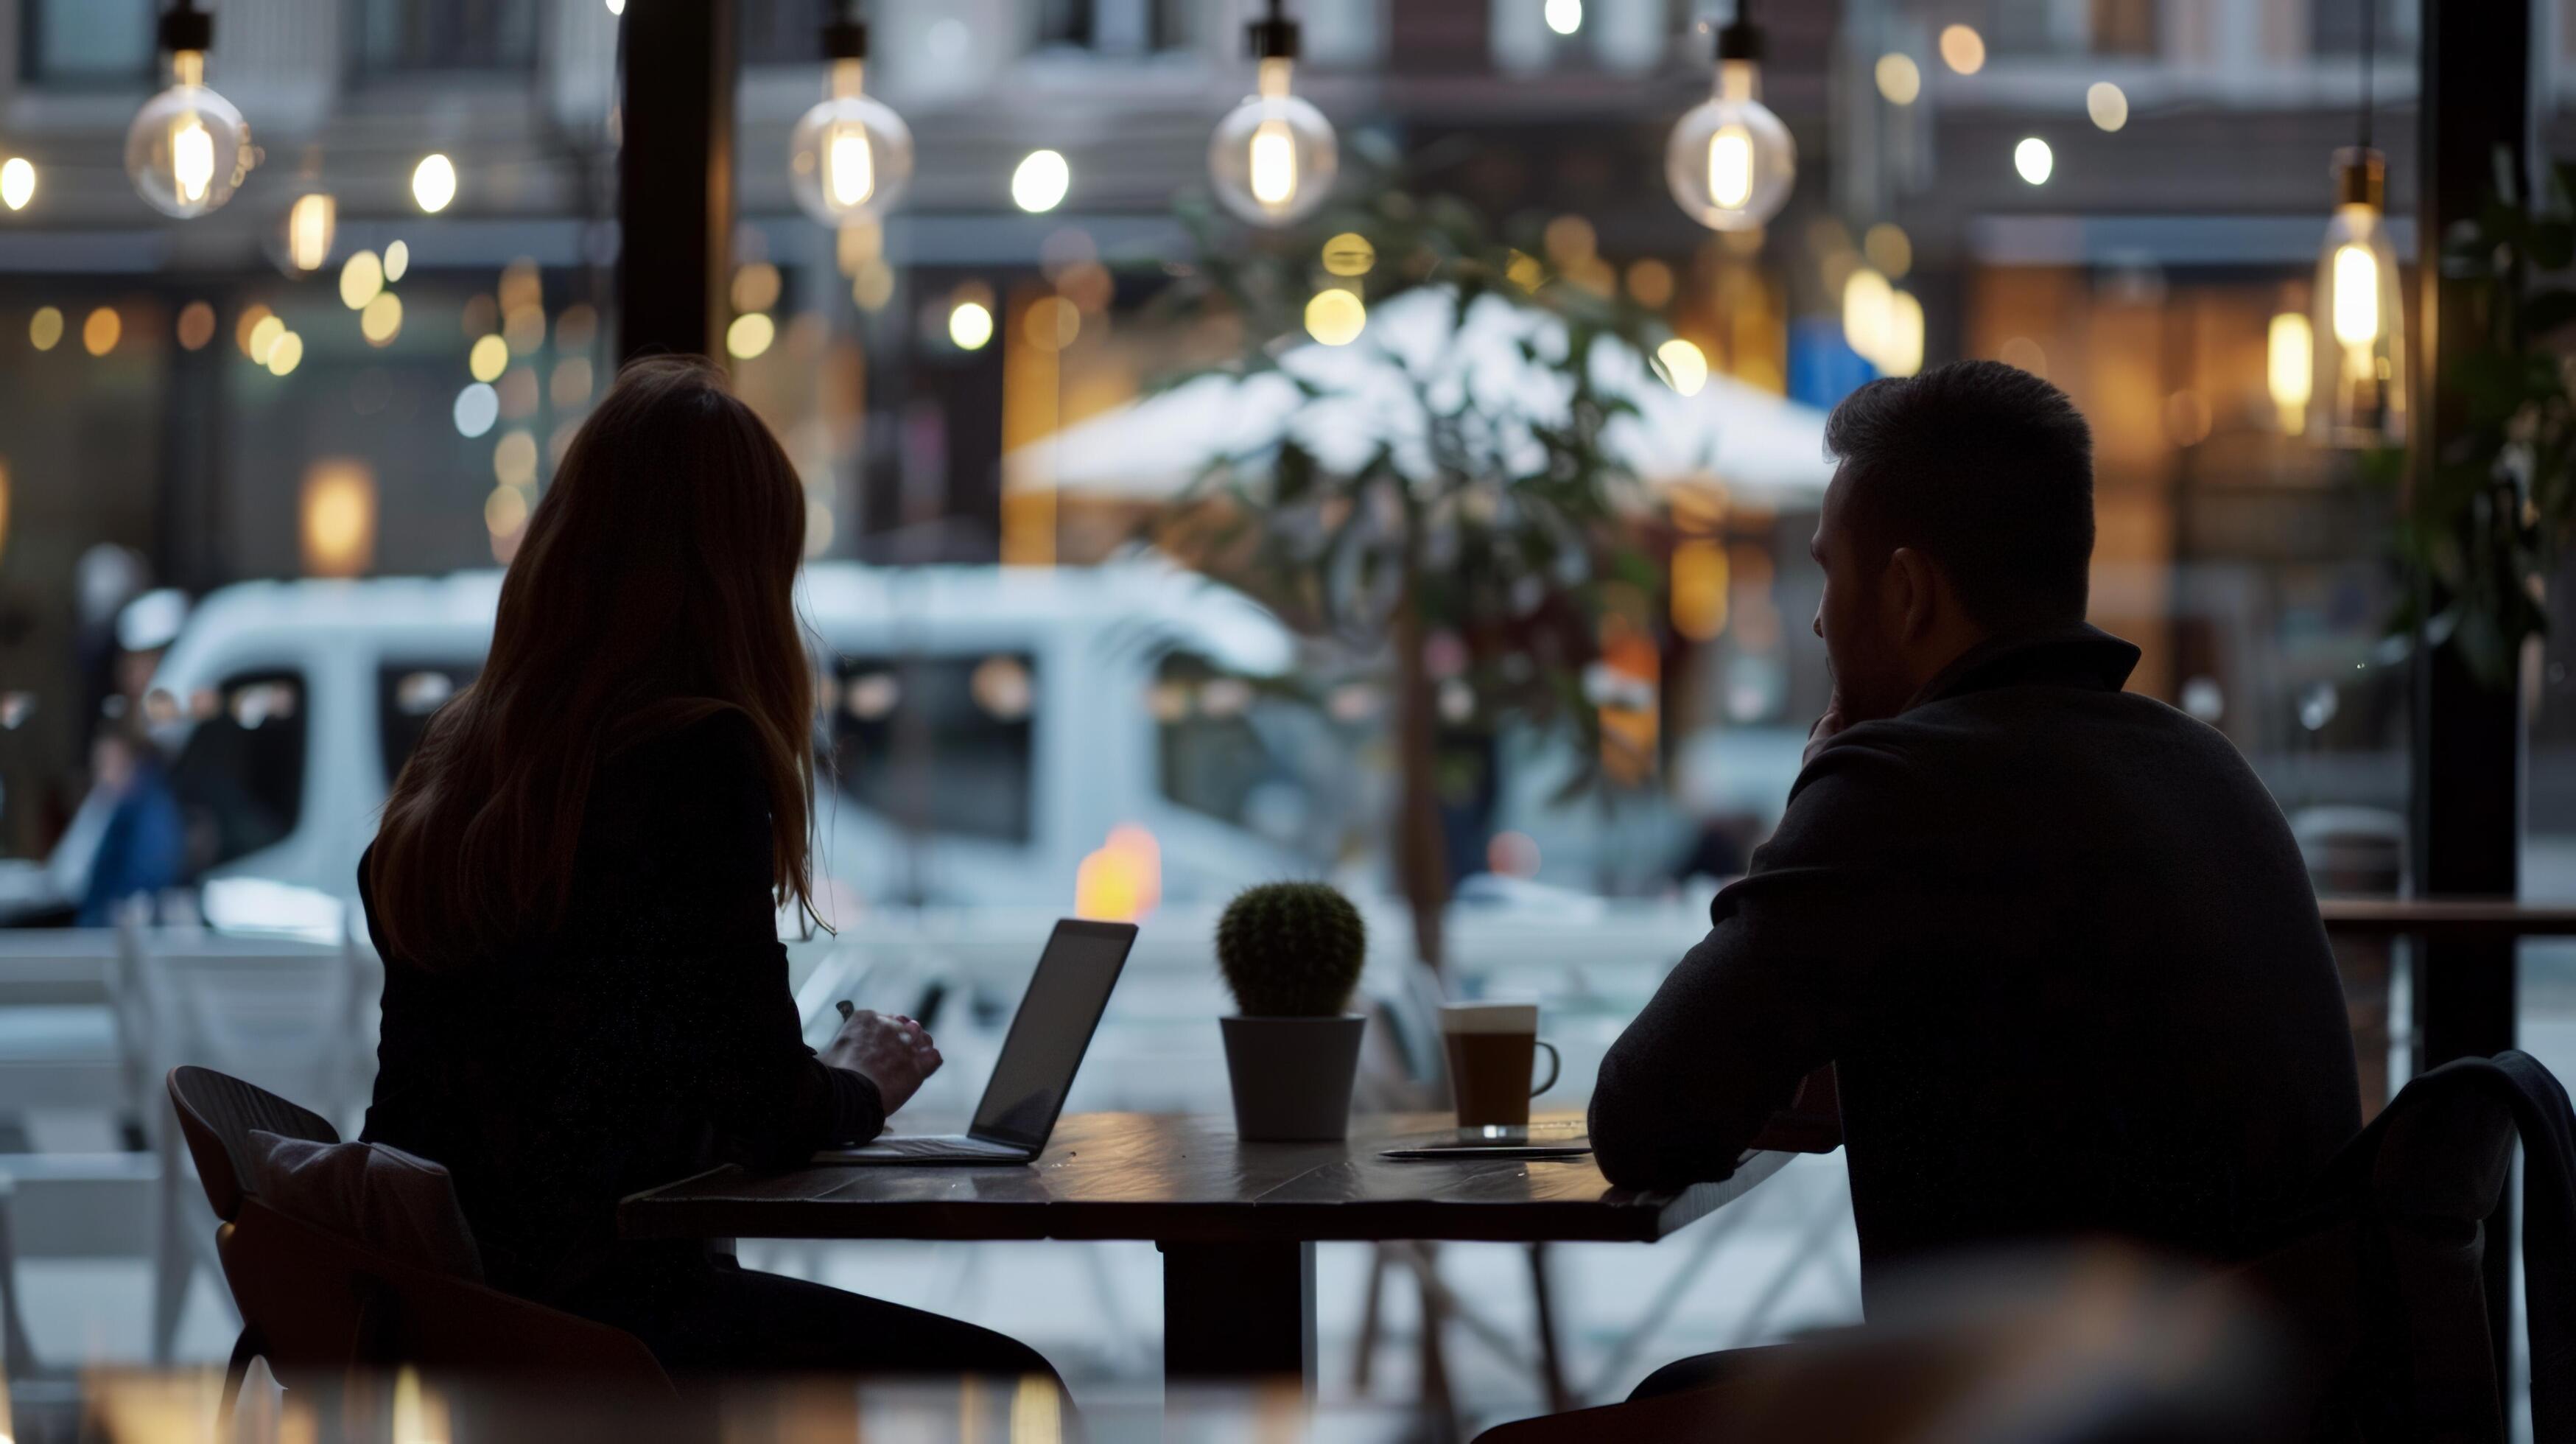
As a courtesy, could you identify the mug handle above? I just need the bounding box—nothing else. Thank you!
[1529,1040,1561,1097]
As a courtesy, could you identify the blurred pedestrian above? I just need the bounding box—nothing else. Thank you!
[75,725,183,925]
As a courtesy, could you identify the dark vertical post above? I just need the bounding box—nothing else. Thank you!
[2412,0,2530,1365]
[158,293,227,589]
[617,0,735,363]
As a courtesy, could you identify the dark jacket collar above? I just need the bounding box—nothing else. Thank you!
[1903,623,2142,713]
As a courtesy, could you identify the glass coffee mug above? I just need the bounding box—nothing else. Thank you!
[1439,1003,1562,1137]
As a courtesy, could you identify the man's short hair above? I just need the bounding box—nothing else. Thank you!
[1823,360,2095,633]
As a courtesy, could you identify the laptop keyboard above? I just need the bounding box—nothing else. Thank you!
[860,1135,1021,1157]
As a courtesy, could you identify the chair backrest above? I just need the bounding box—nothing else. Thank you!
[168,1066,670,1398]
[220,1194,671,1395]
[2231,1061,2521,1439]
[167,1064,339,1223]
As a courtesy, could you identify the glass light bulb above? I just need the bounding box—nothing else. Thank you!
[789,60,913,225]
[1666,61,1793,233]
[2330,243,2378,347]
[124,52,250,219]
[2311,150,2407,447]
[1208,58,1338,227]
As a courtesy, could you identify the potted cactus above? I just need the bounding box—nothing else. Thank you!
[1215,881,1369,1141]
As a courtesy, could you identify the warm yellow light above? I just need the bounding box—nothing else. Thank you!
[360,292,404,346]
[484,483,529,536]
[1864,222,1912,278]
[1671,539,1730,641]
[947,301,993,350]
[0,158,34,211]
[28,306,62,351]
[383,239,410,281]
[1322,233,1375,277]
[2014,137,2054,185]
[826,124,875,209]
[172,114,214,204]
[2331,243,2379,348]
[287,193,334,273]
[1655,338,1708,396]
[1707,125,1754,211]
[1938,24,1985,74]
[1882,290,1924,377]
[494,430,538,487]
[1073,826,1162,922]
[730,262,782,314]
[175,300,215,351]
[2086,82,2129,132]
[301,460,375,577]
[1303,288,1366,346]
[502,304,546,355]
[247,314,284,364]
[468,333,509,382]
[2268,312,2314,430]
[1011,150,1070,214]
[411,154,457,213]
[1022,295,1081,352]
[726,312,777,359]
[1842,266,1892,365]
[340,250,385,310]
[1249,120,1297,207]
[1873,53,1920,105]
[81,306,120,357]
[266,331,303,376]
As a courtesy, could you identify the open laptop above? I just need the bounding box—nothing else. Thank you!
[815,918,1137,1165]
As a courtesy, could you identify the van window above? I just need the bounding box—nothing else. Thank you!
[379,662,480,785]
[828,654,1034,843]
[169,673,306,874]
[1153,653,1337,855]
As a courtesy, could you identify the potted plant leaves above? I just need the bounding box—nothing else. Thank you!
[1215,881,1369,1142]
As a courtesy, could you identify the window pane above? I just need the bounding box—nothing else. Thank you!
[23,0,153,84]
[829,656,1035,843]
[378,662,479,786]
[355,0,538,72]
[170,674,307,874]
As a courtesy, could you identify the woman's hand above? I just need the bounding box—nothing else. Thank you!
[824,1009,943,1116]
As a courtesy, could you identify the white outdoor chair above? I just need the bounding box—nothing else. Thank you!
[111,904,366,1362]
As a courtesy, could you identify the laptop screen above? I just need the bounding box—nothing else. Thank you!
[969,919,1137,1149]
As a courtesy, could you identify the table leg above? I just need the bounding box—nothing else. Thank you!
[1158,1239,1316,1389]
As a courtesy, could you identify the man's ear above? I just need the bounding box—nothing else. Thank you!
[1886,546,1941,642]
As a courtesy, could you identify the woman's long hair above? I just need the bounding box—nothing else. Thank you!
[368,357,815,966]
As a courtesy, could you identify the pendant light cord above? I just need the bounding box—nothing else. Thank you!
[2357,0,2374,152]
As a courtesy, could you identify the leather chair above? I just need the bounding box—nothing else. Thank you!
[164,1065,673,1418]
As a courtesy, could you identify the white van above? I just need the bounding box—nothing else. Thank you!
[139,562,1354,916]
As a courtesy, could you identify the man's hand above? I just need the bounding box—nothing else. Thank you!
[824,1009,943,1116]
[1803,688,1849,768]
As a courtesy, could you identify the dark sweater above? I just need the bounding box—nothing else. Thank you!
[1590,627,2361,1303]
[359,711,881,1300]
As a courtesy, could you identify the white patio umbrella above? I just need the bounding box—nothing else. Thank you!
[1004,286,1835,510]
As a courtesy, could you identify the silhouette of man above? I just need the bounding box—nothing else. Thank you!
[1591,362,2360,1350]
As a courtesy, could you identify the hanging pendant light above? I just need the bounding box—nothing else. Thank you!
[126,0,251,219]
[787,1,913,225]
[1207,0,1338,228]
[2312,0,2404,446]
[1666,0,1794,233]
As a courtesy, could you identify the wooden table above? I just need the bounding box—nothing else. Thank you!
[620,1112,1790,1385]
